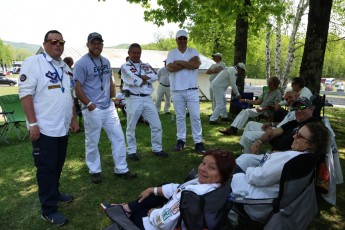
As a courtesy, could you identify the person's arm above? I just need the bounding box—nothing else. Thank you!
[69,104,79,133]
[121,64,144,86]
[110,77,115,98]
[75,81,96,111]
[229,71,241,97]
[21,95,40,141]
[166,62,185,72]
[249,127,284,154]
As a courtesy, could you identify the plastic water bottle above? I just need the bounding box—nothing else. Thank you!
[228,191,249,201]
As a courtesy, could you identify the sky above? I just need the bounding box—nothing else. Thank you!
[0,0,179,48]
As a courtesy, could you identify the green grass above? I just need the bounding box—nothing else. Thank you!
[0,99,344,229]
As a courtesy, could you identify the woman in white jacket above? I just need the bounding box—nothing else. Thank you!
[101,150,235,230]
[231,121,329,222]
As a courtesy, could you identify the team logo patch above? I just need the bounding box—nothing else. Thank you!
[20,74,27,82]
[162,208,172,221]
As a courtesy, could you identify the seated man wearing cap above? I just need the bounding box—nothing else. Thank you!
[206,53,226,116]
[209,63,245,124]
[249,97,320,155]
[219,76,282,135]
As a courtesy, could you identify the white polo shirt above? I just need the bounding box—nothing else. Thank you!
[166,47,199,90]
[18,53,74,137]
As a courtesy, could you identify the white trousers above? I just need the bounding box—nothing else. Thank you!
[231,108,263,129]
[172,89,202,143]
[239,121,265,153]
[126,95,162,154]
[210,85,228,121]
[82,104,128,174]
[155,84,171,113]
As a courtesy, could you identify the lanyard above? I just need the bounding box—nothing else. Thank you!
[42,53,65,93]
[89,54,104,91]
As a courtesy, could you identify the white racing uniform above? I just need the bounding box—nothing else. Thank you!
[207,62,226,112]
[167,47,203,143]
[232,151,307,222]
[210,67,240,121]
[143,178,220,230]
[121,60,163,154]
[239,111,296,153]
[155,67,171,113]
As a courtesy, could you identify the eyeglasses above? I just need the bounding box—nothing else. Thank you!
[46,39,65,46]
[290,105,308,111]
[178,37,187,41]
[294,129,311,141]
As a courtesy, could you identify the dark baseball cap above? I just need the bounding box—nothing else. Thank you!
[87,32,103,42]
[292,97,313,107]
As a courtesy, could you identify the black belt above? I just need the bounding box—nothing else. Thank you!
[160,82,170,87]
[130,92,149,97]
[187,87,198,90]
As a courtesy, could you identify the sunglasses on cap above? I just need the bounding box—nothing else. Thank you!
[178,36,187,41]
[290,105,309,111]
[46,39,65,46]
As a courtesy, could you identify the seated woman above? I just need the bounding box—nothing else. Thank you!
[101,150,235,230]
[231,121,329,222]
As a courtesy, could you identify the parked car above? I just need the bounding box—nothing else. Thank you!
[0,69,5,76]
[335,82,343,87]
[325,83,333,91]
[337,84,344,92]
[324,78,335,85]
[0,76,17,86]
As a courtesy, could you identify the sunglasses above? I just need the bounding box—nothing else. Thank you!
[46,39,65,46]
[290,105,308,111]
[294,129,311,141]
[178,37,187,41]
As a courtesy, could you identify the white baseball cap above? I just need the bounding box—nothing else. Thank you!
[176,29,188,38]
[237,62,246,71]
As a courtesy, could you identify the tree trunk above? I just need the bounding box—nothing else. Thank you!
[299,0,333,94]
[265,22,272,81]
[230,0,250,116]
[281,0,309,92]
[275,17,282,79]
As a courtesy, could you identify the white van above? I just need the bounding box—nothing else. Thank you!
[325,78,335,85]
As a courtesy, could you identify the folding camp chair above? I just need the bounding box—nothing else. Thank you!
[233,92,254,110]
[0,94,28,141]
[0,111,10,143]
[229,154,318,230]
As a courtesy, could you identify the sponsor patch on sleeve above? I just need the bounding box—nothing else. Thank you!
[20,74,27,82]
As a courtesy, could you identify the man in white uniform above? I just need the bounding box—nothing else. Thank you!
[19,30,79,226]
[155,60,171,114]
[219,77,282,136]
[209,63,245,124]
[166,29,206,154]
[74,32,137,183]
[239,91,298,153]
[206,53,226,114]
[121,43,169,161]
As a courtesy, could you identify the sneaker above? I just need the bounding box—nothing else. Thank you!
[100,202,113,212]
[128,153,139,161]
[91,173,102,184]
[152,150,169,158]
[219,127,238,136]
[59,193,74,203]
[115,171,137,179]
[41,212,67,226]
[195,142,206,154]
[174,140,185,151]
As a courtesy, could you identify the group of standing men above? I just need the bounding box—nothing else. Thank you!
[18,29,207,226]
